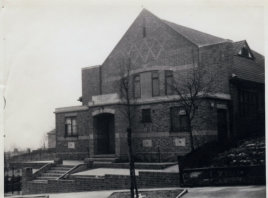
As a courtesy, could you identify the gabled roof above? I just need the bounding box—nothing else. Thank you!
[233,40,255,59]
[101,9,230,66]
[162,19,227,46]
[233,40,247,54]
[233,40,264,66]
[232,40,264,83]
[232,56,264,83]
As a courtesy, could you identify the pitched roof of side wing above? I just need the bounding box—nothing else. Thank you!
[232,40,264,83]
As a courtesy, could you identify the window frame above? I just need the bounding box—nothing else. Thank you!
[133,74,141,99]
[65,117,78,137]
[141,108,152,123]
[238,47,254,60]
[170,106,190,132]
[165,70,174,95]
[152,71,160,97]
[239,89,258,117]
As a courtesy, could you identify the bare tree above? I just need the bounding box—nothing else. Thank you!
[170,64,215,151]
[118,57,139,198]
[39,132,47,150]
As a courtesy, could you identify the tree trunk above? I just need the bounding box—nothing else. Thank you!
[188,121,194,151]
[127,127,139,198]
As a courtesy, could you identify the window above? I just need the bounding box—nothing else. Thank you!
[65,117,78,137]
[239,89,258,117]
[134,75,141,98]
[141,109,151,123]
[165,71,174,95]
[170,107,189,132]
[152,71,160,97]
[238,47,254,60]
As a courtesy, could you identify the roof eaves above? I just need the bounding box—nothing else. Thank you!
[197,40,230,48]
[82,65,101,70]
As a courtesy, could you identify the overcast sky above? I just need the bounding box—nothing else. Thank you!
[1,0,265,151]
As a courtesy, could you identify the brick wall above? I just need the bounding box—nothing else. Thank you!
[199,42,233,94]
[55,97,227,161]
[57,10,235,161]
[87,99,221,161]
[22,171,179,194]
[82,66,101,105]
[101,9,196,95]
[56,110,90,159]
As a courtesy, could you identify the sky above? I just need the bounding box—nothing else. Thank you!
[1,0,265,151]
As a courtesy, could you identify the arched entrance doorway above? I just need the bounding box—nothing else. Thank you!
[93,113,115,154]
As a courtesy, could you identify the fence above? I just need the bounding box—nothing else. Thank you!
[4,168,22,195]
[180,165,265,186]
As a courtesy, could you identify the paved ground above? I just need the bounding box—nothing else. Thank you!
[39,187,180,198]
[73,164,179,176]
[27,161,54,163]
[73,168,141,176]
[183,186,266,198]
[26,160,83,166]
[6,186,265,198]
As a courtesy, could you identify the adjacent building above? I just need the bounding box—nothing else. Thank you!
[47,129,56,149]
[54,9,264,161]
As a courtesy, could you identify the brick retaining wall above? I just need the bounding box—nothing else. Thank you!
[181,165,265,187]
[22,171,179,194]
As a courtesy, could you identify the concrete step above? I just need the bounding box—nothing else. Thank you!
[36,176,59,180]
[93,161,113,164]
[47,169,68,173]
[50,167,72,171]
[42,173,63,177]
[46,170,67,174]
[31,179,48,184]
[56,165,75,168]
[93,154,116,158]
[90,158,117,162]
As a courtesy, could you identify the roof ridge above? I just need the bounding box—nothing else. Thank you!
[234,40,246,43]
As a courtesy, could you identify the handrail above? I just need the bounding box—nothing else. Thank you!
[32,163,53,178]
[57,164,85,180]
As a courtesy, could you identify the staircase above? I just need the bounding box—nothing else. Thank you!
[32,165,75,183]
[89,154,118,168]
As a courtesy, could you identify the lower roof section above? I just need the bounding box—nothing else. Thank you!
[55,93,231,113]
[55,105,88,113]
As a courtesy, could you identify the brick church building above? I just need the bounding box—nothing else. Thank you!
[54,9,264,161]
